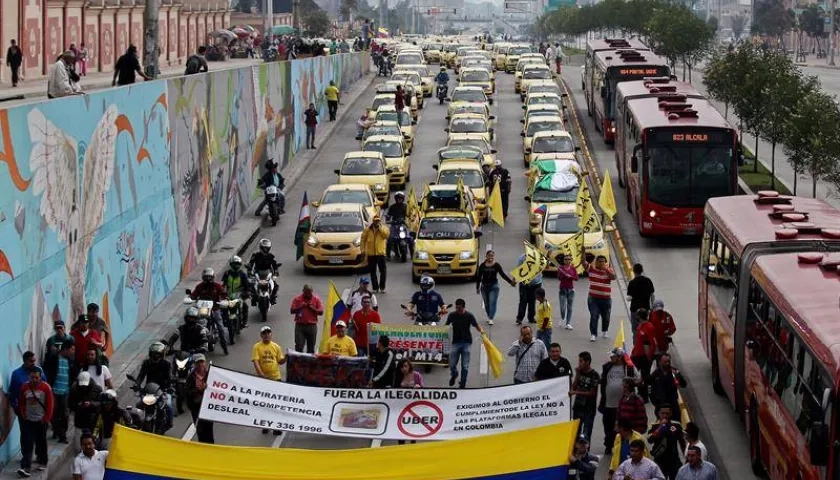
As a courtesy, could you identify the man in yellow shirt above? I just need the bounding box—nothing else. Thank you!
[325,80,340,121]
[535,287,552,349]
[321,320,358,357]
[252,325,286,435]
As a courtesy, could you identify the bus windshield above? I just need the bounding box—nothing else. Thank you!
[646,143,734,208]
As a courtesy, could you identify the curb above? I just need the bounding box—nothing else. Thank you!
[24,69,377,480]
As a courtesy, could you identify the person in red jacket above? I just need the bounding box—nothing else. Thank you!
[70,315,104,365]
[649,300,676,358]
[18,368,54,476]
[630,309,658,403]
[351,295,381,357]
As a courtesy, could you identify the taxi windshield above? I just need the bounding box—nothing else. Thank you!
[452,90,486,103]
[528,96,561,108]
[524,69,551,79]
[546,214,582,234]
[428,44,442,50]
[312,212,364,233]
[418,217,474,240]
[462,71,490,82]
[451,105,486,116]
[438,148,483,161]
[448,139,489,154]
[364,141,403,158]
[364,126,401,139]
[510,46,531,55]
[527,121,563,136]
[397,54,423,64]
[438,170,486,188]
[341,157,385,175]
[528,85,560,95]
[451,119,488,133]
[532,187,578,203]
[377,111,412,126]
[322,191,372,206]
[372,97,394,110]
[533,136,574,153]
[393,74,421,84]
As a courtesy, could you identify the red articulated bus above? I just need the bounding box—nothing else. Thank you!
[582,38,650,112]
[700,192,840,479]
[615,78,739,236]
[588,49,670,144]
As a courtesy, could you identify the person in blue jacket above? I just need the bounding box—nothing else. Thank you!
[8,351,46,415]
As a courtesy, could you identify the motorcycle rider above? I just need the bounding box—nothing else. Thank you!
[255,160,286,217]
[385,191,409,260]
[135,342,174,424]
[405,276,447,324]
[190,268,229,355]
[249,238,281,305]
[221,255,251,332]
[95,389,131,449]
[434,66,450,97]
[178,307,210,354]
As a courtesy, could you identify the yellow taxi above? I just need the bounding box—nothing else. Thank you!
[524,168,581,230]
[519,65,554,100]
[446,113,494,143]
[390,72,425,109]
[361,120,402,146]
[526,130,577,164]
[445,101,493,121]
[445,133,496,168]
[411,210,482,282]
[395,50,426,67]
[423,42,443,63]
[531,202,612,272]
[334,152,390,203]
[362,134,411,189]
[311,183,382,220]
[524,92,565,114]
[436,146,485,169]
[381,81,420,121]
[521,116,566,165]
[371,93,395,112]
[397,64,434,97]
[303,203,370,273]
[453,46,480,72]
[524,80,562,99]
[521,104,564,127]
[513,58,547,93]
[461,58,495,89]
[447,86,491,118]
[526,157,582,193]
[458,67,494,97]
[419,184,483,228]
[492,43,512,70]
[504,45,533,73]
[432,160,489,223]
[442,44,459,67]
[373,106,415,151]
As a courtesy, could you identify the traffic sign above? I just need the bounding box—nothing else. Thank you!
[397,400,444,438]
[504,1,534,13]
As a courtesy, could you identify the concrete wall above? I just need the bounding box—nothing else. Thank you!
[0,51,369,469]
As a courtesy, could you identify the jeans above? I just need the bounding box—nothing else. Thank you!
[449,342,471,387]
[51,393,69,439]
[557,288,574,326]
[19,420,48,470]
[631,355,652,403]
[328,100,338,120]
[210,310,228,350]
[480,283,500,320]
[587,296,612,336]
[11,65,20,86]
[306,125,316,147]
[573,408,596,443]
[537,328,551,350]
[602,406,617,449]
[369,255,387,290]
[295,323,317,353]
[517,282,541,323]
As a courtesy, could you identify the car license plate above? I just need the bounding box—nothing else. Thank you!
[437,265,452,274]
[328,257,345,264]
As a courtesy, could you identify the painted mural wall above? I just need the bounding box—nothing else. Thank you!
[0,52,368,469]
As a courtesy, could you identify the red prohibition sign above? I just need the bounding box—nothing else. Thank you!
[397,400,444,438]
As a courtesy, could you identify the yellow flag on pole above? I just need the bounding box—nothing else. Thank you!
[615,319,626,350]
[599,170,618,221]
[575,177,590,218]
[557,232,586,275]
[407,185,421,227]
[578,191,598,232]
[481,333,505,378]
[488,181,505,228]
[510,241,549,284]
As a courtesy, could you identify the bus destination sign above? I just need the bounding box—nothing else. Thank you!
[653,131,729,144]
[618,68,661,75]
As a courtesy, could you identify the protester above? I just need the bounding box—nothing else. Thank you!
[554,43,563,74]
[583,255,616,341]
[47,50,82,98]
[68,371,103,453]
[617,378,648,436]
[516,254,543,325]
[322,320,358,357]
[94,390,129,449]
[45,342,75,443]
[9,352,46,417]
[395,85,405,111]
[70,315,104,365]
[647,404,686,480]
[290,285,323,353]
[535,287,553,349]
[6,39,22,87]
[17,368,54,477]
[609,419,650,477]
[556,254,578,330]
[45,320,75,364]
[395,359,424,445]
[351,295,381,356]
[77,42,88,76]
[675,446,719,480]
[475,250,515,325]
[650,353,686,416]
[112,45,150,86]
[369,335,397,388]
[184,46,209,75]
[361,215,389,293]
[303,102,318,149]
[82,345,113,390]
[78,303,110,354]
[649,300,676,356]
[612,439,665,480]
[568,437,599,480]
[534,343,573,380]
[684,422,708,460]
[186,354,214,443]
[600,348,639,453]
[252,326,286,381]
[507,325,548,384]
[446,298,484,388]
[630,309,656,403]
[627,263,655,333]
[488,160,512,218]
[355,109,375,140]
[325,80,340,121]
[72,432,109,480]
[347,277,379,315]
[570,351,599,442]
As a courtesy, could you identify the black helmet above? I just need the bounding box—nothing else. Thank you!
[148,341,165,360]
[420,275,434,291]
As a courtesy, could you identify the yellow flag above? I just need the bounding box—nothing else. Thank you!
[481,333,505,379]
[407,185,421,227]
[575,177,590,217]
[456,177,468,212]
[615,319,626,350]
[557,232,585,274]
[599,170,617,221]
[488,181,505,228]
[510,241,548,284]
[578,191,597,232]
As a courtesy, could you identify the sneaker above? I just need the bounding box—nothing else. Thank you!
[528,319,537,324]
[487,320,494,325]
[379,288,386,294]
[449,375,457,387]
[35,465,46,472]
[17,469,30,478]
[602,331,609,338]
[590,335,597,342]
[565,324,573,330]
[515,320,523,326]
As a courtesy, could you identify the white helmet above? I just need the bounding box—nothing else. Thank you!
[420,275,435,290]
[201,268,215,282]
[259,238,272,253]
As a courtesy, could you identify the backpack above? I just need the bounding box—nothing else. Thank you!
[185,55,202,75]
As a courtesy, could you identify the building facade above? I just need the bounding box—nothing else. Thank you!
[0,0,232,83]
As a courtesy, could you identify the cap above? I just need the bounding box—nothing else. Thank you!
[494,159,502,166]
[193,353,206,363]
[260,325,272,333]
[77,371,91,386]
[54,320,65,327]
[335,320,347,328]
[652,299,665,310]
[359,277,370,284]
[609,347,625,357]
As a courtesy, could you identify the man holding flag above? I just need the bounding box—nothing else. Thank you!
[289,285,324,353]
[512,242,548,326]
[318,281,352,354]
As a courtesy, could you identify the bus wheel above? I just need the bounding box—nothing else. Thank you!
[711,335,725,396]
[750,398,768,477]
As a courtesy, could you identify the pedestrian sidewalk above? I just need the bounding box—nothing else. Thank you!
[0,57,263,108]
[0,68,377,480]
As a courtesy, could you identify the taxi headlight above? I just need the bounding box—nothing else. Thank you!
[374,183,386,191]
[460,250,474,260]
[353,236,362,247]
[415,250,429,260]
[592,239,605,250]
[306,236,319,247]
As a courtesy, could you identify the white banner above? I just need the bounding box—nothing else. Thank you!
[199,366,570,441]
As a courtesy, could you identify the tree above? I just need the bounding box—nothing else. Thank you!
[303,10,331,36]
[646,3,715,78]
[727,44,772,171]
[789,90,840,196]
[730,14,746,40]
[703,51,739,117]
[707,15,719,32]
[752,0,795,43]
[340,0,358,22]
[798,5,827,53]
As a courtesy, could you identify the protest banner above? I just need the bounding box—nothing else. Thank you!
[368,323,450,365]
[285,351,369,387]
[199,366,570,441]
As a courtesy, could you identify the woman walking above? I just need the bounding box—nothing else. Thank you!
[556,254,579,329]
[395,359,424,445]
[475,250,515,325]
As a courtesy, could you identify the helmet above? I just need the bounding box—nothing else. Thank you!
[100,389,117,404]
[440,66,446,71]
[202,267,215,282]
[229,255,242,270]
[185,307,199,322]
[420,276,435,290]
[148,341,166,359]
[259,238,272,253]
[394,191,405,200]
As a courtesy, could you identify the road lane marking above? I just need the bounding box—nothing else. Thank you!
[272,432,288,448]
[371,439,382,448]
[181,424,196,441]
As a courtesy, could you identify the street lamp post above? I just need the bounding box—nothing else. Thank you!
[831,0,837,66]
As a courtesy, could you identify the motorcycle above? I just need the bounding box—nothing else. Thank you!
[386,218,413,262]
[437,84,448,105]
[183,291,224,353]
[170,348,192,415]
[125,374,173,435]
[251,269,275,323]
[400,303,453,373]
[264,185,281,227]
[219,295,246,345]
[378,55,392,77]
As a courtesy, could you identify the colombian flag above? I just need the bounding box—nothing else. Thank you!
[532,204,547,216]
[319,280,350,352]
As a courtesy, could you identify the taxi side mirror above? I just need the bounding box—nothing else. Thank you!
[524,195,531,201]
[520,119,525,124]
[444,128,450,132]
[474,231,483,238]
[489,115,496,120]
[525,148,532,153]
[574,146,581,152]
[432,164,439,170]
[491,149,497,154]
[333,169,340,175]
[522,105,526,110]
[310,201,320,207]
[428,181,436,185]
[489,98,494,105]
[561,93,569,97]
[520,132,526,137]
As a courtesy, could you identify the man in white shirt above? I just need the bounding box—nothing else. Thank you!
[346,277,378,315]
[83,346,113,390]
[47,51,83,99]
[72,432,108,480]
[613,439,665,480]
